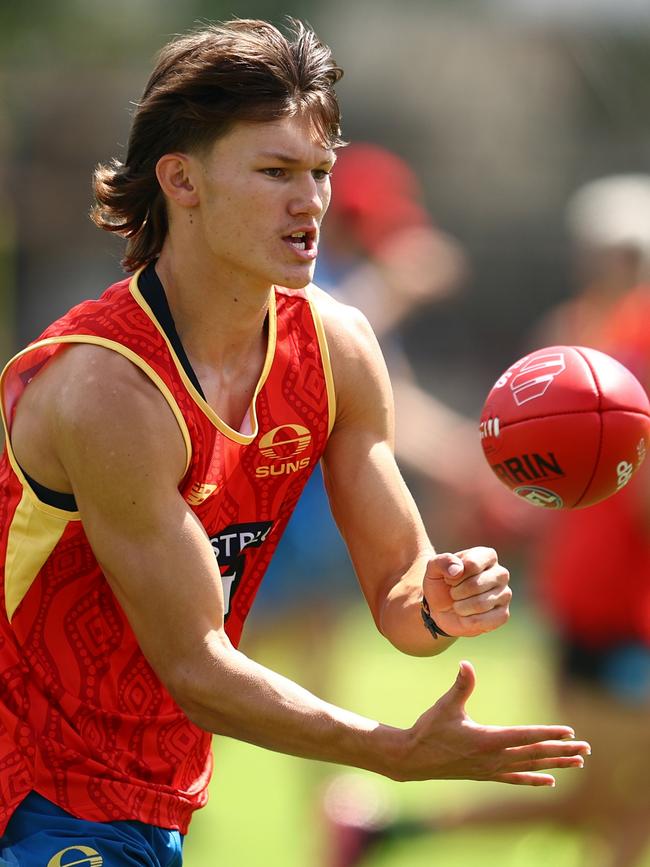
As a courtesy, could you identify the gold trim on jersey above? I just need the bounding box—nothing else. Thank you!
[2,444,81,521]
[129,269,278,445]
[306,286,337,436]
[0,336,193,488]
[4,487,70,620]
[0,335,194,620]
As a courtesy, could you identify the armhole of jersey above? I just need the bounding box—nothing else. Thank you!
[0,335,194,515]
[306,288,337,436]
[4,487,72,620]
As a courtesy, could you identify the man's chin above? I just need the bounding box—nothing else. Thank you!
[275,267,316,290]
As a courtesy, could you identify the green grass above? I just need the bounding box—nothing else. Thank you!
[181,601,596,867]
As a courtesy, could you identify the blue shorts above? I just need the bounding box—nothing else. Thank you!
[0,791,183,867]
[559,638,650,704]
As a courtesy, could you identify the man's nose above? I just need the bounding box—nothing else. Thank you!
[288,175,326,218]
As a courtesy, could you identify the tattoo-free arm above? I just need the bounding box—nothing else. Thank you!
[13,344,587,785]
[318,295,511,656]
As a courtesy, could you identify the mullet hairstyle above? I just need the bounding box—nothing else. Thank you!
[91,18,345,272]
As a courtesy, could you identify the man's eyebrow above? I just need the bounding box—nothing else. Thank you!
[257,151,336,166]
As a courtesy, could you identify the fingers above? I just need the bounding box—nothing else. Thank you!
[429,548,507,587]
[493,772,558,787]
[454,659,476,693]
[449,584,512,618]
[502,739,591,764]
[404,695,591,785]
[426,550,509,609]
[406,666,591,786]
[448,607,510,636]
[427,553,464,582]
[507,737,591,755]
[448,547,498,584]
[448,562,510,602]
[492,754,588,787]
[444,560,511,627]
[505,755,586,773]
[468,737,590,787]
[440,660,476,709]
[484,725,586,749]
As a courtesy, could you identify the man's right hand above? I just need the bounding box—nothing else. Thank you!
[13,343,589,788]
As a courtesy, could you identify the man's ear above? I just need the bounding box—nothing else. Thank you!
[156,153,200,208]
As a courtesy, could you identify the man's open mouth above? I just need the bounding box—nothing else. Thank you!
[285,230,316,253]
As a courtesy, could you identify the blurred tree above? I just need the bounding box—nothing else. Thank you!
[1,1,650,403]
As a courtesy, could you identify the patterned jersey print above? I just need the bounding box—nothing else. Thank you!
[0,269,334,833]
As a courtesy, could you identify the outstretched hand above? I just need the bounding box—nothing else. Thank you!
[423,548,511,638]
[391,660,589,785]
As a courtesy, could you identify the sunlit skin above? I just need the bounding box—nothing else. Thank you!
[152,114,335,425]
[192,117,334,290]
[155,113,335,334]
[7,112,591,792]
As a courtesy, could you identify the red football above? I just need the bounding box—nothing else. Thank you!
[479,345,650,509]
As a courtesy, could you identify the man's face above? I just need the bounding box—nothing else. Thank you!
[192,114,335,291]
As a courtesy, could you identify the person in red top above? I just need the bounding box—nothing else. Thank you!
[529,175,650,867]
[0,18,589,866]
[476,175,650,867]
[327,175,650,867]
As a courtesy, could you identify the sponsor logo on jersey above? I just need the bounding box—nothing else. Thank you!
[186,482,218,505]
[491,452,565,485]
[47,846,103,867]
[507,352,566,406]
[514,485,563,509]
[256,424,312,478]
[210,521,273,615]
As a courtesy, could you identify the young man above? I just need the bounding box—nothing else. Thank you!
[0,19,589,866]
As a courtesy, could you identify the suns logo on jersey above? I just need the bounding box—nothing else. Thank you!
[47,846,103,867]
[259,424,311,459]
[256,424,312,477]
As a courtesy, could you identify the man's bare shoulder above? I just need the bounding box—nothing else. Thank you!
[308,283,379,362]
[12,342,186,489]
[308,283,392,426]
[29,343,167,420]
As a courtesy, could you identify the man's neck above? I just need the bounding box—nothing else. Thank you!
[155,245,272,372]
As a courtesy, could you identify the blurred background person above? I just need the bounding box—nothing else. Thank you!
[323,174,650,867]
[319,143,480,514]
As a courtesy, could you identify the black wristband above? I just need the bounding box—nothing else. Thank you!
[420,596,451,639]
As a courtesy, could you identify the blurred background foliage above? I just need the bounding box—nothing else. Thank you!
[2,0,650,401]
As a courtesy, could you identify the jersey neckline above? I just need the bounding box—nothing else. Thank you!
[129,262,277,444]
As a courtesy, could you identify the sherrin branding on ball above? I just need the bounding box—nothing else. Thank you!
[480,345,650,509]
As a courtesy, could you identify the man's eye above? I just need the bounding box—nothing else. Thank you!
[312,169,332,181]
[263,168,286,178]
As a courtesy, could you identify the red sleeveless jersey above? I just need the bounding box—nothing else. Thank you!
[0,269,335,833]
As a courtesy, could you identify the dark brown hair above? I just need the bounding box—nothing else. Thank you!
[91,18,344,272]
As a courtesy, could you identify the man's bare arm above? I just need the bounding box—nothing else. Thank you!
[317,292,512,656]
[10,344,589,785]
